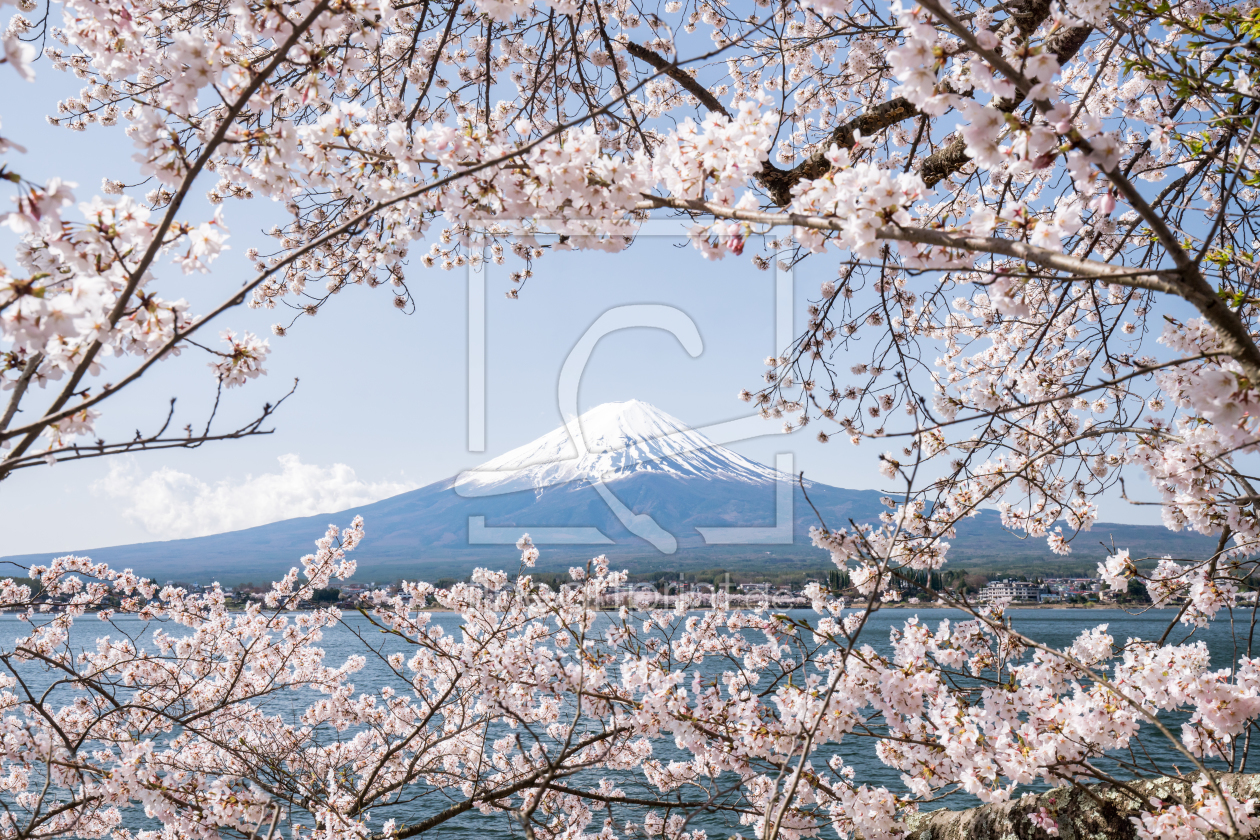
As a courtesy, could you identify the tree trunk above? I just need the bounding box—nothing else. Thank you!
[903,774,1260,840]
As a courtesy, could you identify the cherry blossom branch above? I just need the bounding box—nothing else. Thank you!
[0,54,712,449]
[637,194,1180,285]
[385,727,632,837]
[917,22,1094,187]
[0,380,295,473]
[0,0,337,468]
[878,353,1222,439]
[920,0,1179,260]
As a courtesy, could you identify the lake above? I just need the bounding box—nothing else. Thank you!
[7,606,1253,839]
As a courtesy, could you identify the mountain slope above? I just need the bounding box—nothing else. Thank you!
[455,400,782,495]
[4,401,1218,583]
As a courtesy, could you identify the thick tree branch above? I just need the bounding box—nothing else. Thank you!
[626,0,1088,203]
[757,97,921,205]
[624,41,920,206]
[636,195,1180,288]
[623,41,730,118]
[918,22,1094,187]
[0,352,41,433]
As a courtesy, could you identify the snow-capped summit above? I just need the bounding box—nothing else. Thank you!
[454,400,783,497]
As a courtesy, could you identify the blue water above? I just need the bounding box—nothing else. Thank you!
[10,607,1256,839]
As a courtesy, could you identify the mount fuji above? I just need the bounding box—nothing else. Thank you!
[455,400,783,495]
[5,400,1216,582]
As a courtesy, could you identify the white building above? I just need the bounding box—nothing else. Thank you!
[979,579,1044,603]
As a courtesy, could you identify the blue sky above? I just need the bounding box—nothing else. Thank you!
[1,60,1160,556]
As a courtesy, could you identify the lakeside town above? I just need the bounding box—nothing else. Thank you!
[10,569,1243,613]
[303,573,1251,610]
[161,571,1244,611]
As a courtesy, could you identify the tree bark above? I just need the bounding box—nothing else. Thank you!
[918,22,1093,188]
[902,774,1260,840]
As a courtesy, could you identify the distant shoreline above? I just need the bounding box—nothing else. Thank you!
[10,601,1182,617]
[885,601,1172,610]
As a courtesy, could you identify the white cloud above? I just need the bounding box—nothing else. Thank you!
[95,454,417,540]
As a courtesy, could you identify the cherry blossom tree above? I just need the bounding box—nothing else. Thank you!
[4,0,1260,836]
